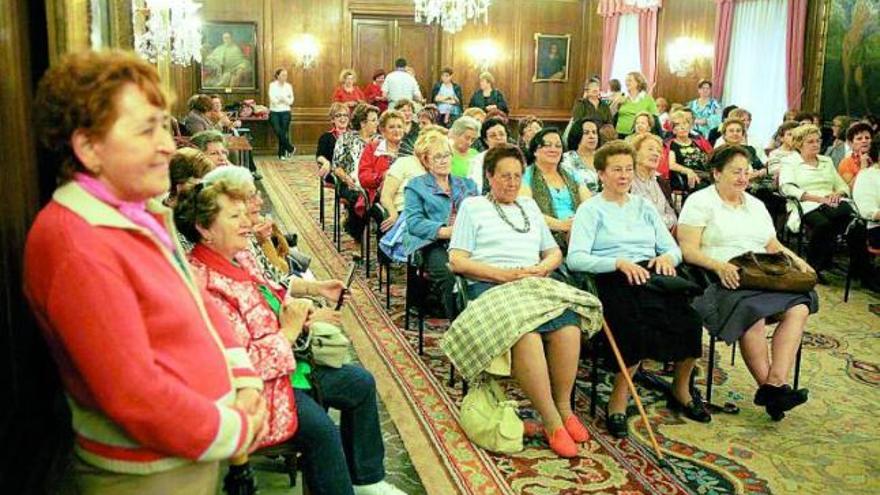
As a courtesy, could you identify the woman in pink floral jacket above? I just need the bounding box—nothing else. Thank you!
[176,178,404,495]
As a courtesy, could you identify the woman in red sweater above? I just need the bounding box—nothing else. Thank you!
[332,69,366,111]
[176,178,404,495]
[24,50,265,493]
[358,110,406,208]
[363,69,388,114]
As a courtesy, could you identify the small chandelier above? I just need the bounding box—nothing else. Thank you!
[414,0,491,34]
[133,0,203,66]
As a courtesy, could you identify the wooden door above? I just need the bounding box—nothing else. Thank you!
[352,16,439,101]
[396,19,438,99]
[352,17,395,89]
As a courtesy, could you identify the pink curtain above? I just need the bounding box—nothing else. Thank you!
[601,15,621,92]
[598,0,663,16]
[638,9,659,90]
[712,0,737,100]
[786,0,808,109]
[598,0,662,91]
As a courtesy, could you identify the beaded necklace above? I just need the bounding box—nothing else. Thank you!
[487,194,530,233]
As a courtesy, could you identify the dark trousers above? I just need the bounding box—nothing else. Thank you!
[848,224,880,281]
[338,182,365,240]
[422,241,456,318]
[269,111,295,157]
[802,202,854,270]
[291,364,385,495]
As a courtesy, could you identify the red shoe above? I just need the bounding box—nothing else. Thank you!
[544,426,578,458]
[563,414,591,443]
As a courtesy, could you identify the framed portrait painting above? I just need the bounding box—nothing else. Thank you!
[199,22,258,92]
[533,33,571,82]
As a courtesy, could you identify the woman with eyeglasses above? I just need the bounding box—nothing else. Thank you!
[448,144,592,458]
[469,117,510,193]
[377,126,446,232]
[316,103,350,181]
[568,141,709,439]
[678,144,816,420]
[332,103,380,240]
[403,132,478,317]
[519,128,591,252]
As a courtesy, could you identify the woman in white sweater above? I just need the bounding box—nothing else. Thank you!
[779,124,851,279]
[269,67,296,160]
[850,140,880,291]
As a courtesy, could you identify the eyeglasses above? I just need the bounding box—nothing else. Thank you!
[430,153,452,162]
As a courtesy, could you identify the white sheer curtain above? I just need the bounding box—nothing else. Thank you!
[722,0,788,152]
[610,14,641,86]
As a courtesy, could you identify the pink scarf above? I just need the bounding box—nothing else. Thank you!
[74,173,175,252]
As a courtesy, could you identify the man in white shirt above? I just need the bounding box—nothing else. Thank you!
[382,58,423,109]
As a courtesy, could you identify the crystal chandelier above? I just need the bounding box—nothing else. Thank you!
[414,0,491,34]
[133,0,203,66]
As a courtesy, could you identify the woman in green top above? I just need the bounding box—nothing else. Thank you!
[613,71,657,137]
[449,116,481,177]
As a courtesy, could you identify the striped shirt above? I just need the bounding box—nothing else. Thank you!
[449,196,557,272]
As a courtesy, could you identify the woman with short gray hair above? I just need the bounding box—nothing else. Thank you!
[448,116,480,178]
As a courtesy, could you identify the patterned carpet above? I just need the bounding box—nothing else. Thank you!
[256,156,880,495]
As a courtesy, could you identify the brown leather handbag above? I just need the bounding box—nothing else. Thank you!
[729,251,817,293]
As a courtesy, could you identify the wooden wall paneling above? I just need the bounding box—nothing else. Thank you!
[395,19,440,98]
[653,0,716,106]
[279,0,348,153]
[3,0,71,492]
[45,0,90,64]
[352,17,395,89]
[515,0,584,118]
[443,5,518,117]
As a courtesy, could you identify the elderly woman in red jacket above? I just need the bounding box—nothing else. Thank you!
[176,180,404,495]
[24,50,264,494]
[358,110,407,208]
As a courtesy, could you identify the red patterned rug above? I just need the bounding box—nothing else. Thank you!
[258,158,852,495]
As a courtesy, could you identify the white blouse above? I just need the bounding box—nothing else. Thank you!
[678,186,776,263]
[268,81,294,112]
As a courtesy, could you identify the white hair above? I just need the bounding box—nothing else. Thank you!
[450,116,480,136]
[202,165,255,188]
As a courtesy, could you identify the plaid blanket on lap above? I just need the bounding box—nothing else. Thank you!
[440,277,603,382]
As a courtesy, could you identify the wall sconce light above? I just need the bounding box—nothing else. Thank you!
[291,35,319,69]
[666,37,713,77]
[466,38,501,72]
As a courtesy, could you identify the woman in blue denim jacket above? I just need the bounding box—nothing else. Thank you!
[404,134,478,318]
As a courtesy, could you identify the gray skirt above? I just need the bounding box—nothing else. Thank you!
[693,284,819,344]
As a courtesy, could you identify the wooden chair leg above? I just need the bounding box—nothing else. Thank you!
[318,178,325,230]
[590,341,599,418]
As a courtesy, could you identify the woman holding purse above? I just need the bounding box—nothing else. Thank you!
[678,145,818,421]
[176,179,404,495]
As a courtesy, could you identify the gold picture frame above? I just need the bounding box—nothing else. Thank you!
[533,33,571,82]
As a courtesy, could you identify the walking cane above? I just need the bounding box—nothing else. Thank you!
[600,319,672,469]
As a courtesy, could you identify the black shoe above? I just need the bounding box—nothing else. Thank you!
[223,463,258,495]
[668,394,712,423]
[252,171,263,181]
[765,385,809,420]
[753,384,779,406]
[606,410,629,438]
